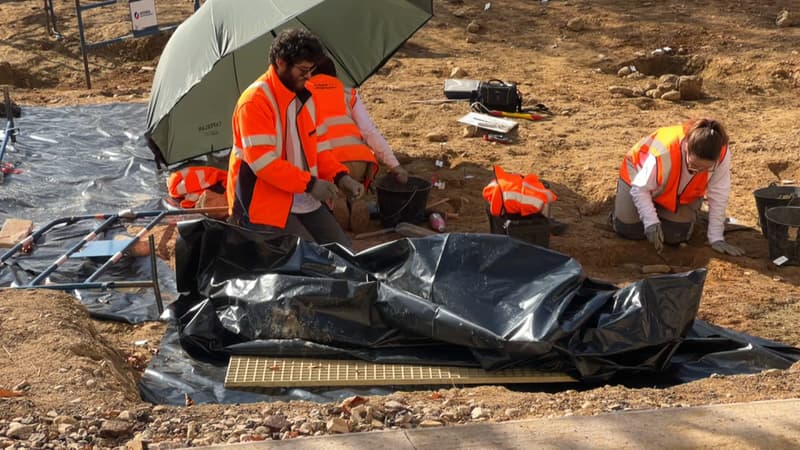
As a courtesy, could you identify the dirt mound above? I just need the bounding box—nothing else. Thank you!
[0,289,141,417]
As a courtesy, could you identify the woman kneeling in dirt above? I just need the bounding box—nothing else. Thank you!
[611,118,745,256]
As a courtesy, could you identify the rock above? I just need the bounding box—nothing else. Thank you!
[263,414,289,431]
[426,132,448,143]
[450,67,467,78]
[326,418,350,434]
[124,438,148,450]
[13,380,29,391]
[660,90,681,101]
[419,419,444,427]
[349,405,370,424]
[641,264,671,274]
[186,421,198,440]
[99,419,133,439]
[54,415,78,425]
[196,190,229,219]
[118,410,133,421]
[566,17,585,31]
[617,66,632,77]
[6,422,35,439]
[465,35,478,44]
[370,419,385,429]
[776,10,797,28]
[298,422,313,435]
[608,86,635,97]
[658,74,679,88]
[470,407,489,419]
[504,408,521,417]
[678,75,703,100]
[384,400,407,411]
[466,21,480,33]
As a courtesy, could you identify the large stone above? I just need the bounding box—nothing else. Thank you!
[326,417,351,434]
[99,419,133,439]
[661,90,682,101]
[678,75,703,100]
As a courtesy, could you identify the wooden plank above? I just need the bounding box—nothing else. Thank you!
[0,218,33,248]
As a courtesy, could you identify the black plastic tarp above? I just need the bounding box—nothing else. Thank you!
[136,219,800,405]
[0,103,178,322]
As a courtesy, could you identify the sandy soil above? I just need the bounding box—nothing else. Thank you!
[3,0,800,447]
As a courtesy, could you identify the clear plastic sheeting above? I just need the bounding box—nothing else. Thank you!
[0,103,165,224]
[0,103,178,322]
[154,220,795,390]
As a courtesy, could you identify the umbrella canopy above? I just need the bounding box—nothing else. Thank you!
[145,0,433,166]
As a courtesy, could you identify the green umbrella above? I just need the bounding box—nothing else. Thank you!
[145,0,433,166]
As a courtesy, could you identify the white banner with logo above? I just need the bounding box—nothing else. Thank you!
[130,0,158,32]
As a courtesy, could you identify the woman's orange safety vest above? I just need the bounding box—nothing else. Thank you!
[307,74,378,182]
[167,166,227,208]
[483,166,556,216]
[227,66,348,228]
[619,125,727,213]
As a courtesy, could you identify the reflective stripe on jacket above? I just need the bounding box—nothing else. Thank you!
[307,74,378,172]
[167,166,227,208]
[483,165,556,216]
[226,66,348,228]
[619,125,727,213]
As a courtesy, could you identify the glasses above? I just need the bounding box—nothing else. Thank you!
[685,151,715,174]
[294,64,316,77]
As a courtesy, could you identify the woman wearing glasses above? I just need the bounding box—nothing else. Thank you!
[612,118,745,256]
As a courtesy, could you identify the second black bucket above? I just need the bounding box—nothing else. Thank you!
[765,206,800,266]
[753,185,800,237]
[376,175,432,228]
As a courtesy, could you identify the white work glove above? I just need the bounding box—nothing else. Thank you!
[337,175,365,199]
[644,223,664,253]
[389,165,409,184]
[711,240,746,256]
[309,178,339,202]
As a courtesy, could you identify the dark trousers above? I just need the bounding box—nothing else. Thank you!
[233,205,352,249]
[613,180,700,244]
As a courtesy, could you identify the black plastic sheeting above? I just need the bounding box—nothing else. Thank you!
[0,103,178,322]
[137,219,800,405]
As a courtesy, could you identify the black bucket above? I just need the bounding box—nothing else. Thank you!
[487,208,550,248]
[376,175,431,228]
[765,206,800,266]
[753,185,800,237]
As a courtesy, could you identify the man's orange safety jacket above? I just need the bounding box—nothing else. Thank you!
[483,166,556,216]
[306,74,378,180]
[227,66,348,228]
[619,125,727,213]
[167,166,227,208]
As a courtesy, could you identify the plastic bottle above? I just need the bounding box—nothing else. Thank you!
[429,212,446,232]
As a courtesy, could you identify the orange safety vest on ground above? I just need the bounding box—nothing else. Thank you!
[167,166,227,208]
[619,125,727,213]
[483,166,556,216]
[306,74,378,183]
[227,66,348,228]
